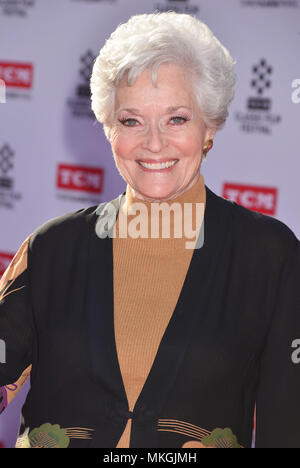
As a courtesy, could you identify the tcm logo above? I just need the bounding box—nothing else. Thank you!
[223,183,278,216]
[0,62,33,89]
[57,164,104,194]
[0,252,14,277]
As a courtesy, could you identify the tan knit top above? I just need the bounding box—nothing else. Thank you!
[112,174,206,448]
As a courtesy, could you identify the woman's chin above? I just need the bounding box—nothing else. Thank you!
[135,188,179,202]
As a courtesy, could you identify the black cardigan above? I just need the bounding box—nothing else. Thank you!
[0,185,299,448]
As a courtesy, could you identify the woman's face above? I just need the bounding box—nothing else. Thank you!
[109,62,215,202]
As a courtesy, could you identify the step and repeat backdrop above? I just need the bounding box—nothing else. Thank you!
[0,0,299,448]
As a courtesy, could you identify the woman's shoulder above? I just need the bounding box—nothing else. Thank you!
[207,186,299,256]
[27,191,125,251]
[29,205,99,244]
[32,189,121,231]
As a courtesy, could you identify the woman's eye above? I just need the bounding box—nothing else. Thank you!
[120,118,139,127]
[170,116,187,125]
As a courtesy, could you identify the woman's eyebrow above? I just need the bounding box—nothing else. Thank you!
[166,106,192,113]
[117,106,192,114]
[117,108,140,115]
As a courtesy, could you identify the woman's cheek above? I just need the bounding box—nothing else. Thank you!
[114,134,141,161]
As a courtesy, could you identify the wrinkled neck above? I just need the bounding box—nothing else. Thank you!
[114,174,206,245]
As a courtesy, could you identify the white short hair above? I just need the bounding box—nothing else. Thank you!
[90,12,236,137]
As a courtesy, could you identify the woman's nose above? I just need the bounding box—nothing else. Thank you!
[142,124,167,153]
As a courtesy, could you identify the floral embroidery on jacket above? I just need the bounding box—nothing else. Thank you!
[158,419,242,448]
[201,428,242,448]
[20,423,70,448]
[16,423,94,448]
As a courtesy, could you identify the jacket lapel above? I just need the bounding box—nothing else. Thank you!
[86,194,128,403]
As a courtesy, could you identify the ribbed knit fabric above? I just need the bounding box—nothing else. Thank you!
[113,174,206,448]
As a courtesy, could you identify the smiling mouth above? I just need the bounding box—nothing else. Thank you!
[137,159,178,170]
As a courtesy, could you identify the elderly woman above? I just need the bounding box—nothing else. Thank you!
[0,12,299,449]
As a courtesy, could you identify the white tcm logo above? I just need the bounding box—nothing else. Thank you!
[223,183,278,216]
[0,62,33,89]
[57,163,104,194]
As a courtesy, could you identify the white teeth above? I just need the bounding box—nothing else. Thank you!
[139,160,178,169]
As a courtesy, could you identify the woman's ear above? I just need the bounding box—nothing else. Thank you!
[204,127,216,142]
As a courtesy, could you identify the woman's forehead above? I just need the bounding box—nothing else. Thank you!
[115,64,196,111]
[117,62,193,89]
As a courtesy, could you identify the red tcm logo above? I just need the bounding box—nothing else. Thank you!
[0,62,33,89]
[57,164,104,194]
[222,183,278,216]
[0,252,14,277]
